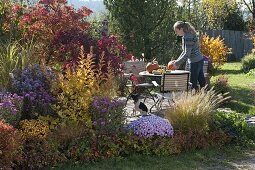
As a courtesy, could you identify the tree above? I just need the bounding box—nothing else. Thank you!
[202,0,236,29]
[104,0,178,61]
[223,9,247,31]
[176,0,208,30]
[242,0,255,21]
[241,0,255,34]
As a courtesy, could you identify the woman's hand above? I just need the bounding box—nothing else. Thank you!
[168,60,177,70]
[172,61,178,69]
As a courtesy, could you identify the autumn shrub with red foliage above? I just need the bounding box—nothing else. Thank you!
[50,28,96,63]
[0,120,22,169]
[9,1,126,73]
[12,0,92,62]
[59,35,128,74]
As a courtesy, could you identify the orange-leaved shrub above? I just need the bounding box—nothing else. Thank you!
[19,119,50,139]
[18,120,65,169]
[51,46,117,126]
[0,120,23,169]
[200,34,231,68]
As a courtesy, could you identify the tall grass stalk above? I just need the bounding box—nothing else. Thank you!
[0,40,37,91]
[166,87,231,133]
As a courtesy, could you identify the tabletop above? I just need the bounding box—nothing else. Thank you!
[139,70,190,77]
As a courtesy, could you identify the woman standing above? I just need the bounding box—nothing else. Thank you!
[172,21,206,90]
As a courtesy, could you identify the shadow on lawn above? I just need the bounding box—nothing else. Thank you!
[213,69,243,76]
[48,146,254,170]
[222,86,255,114]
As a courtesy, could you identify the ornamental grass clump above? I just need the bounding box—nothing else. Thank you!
[166,87,230,133]
[127,115,174,138]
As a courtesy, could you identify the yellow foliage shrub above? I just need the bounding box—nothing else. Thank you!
[200,34,231,68]
[19,119,50,139]
[51,46,117,126]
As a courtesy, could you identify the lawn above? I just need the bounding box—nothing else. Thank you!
[212,62,255,114]
[49,146,255,170]
[46,62,255,170]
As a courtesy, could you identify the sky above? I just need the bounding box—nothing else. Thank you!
[68,0,106,13]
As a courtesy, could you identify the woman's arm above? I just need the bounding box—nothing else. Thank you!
[174,36,194,67]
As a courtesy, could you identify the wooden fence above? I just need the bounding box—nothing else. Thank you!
[202,30,254,59]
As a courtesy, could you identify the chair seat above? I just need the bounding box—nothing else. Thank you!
[155,92,173,99]
[126,82,154,87]
[135,83,154,87]
[155,91,184,99]
[124,73,132,78]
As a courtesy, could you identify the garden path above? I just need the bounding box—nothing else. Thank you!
[121,97,170,123]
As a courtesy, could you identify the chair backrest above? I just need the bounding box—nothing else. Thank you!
[185,60,208,74]
[160,71,190,92]
[123,61,145,76]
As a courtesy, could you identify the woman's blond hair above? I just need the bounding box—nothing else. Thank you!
[173,21,197,35]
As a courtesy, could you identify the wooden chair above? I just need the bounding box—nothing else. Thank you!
[123,61,155,102]
[150,71,190,112]
[123,61,145,78]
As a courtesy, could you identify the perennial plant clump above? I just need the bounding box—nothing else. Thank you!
[52,46,117,125]
[91,96,126,134]
[11,64,55,116]
[0,92,23,126]
[127,115,174,138]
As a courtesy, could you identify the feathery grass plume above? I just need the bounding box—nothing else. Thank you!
[0,41,20,91]
[166,86,231,133]
[0,40,37,91]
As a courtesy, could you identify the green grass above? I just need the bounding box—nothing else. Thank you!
[47,146,255,170]
[212,62,255,114]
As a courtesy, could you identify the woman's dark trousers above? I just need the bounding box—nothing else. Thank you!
[190,59,206,90]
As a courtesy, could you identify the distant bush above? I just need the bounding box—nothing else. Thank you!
[213,75,229,94]
[241,53,255,73]
[19,119,50,139]
[200,34,231,69]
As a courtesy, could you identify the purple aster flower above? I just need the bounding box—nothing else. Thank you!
[90,96,126,134]
[0,92,23,126]
[127,115,174,138]
[11,64,55,115]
